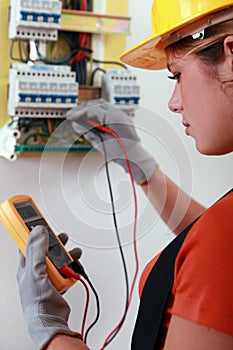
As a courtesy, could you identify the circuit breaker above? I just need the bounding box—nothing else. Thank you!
[9,0,62,41]
[101,69,140,116]
[1,1,137,160]
[8,63,78,119]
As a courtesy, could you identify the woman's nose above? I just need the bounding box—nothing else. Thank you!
[168,84,183,114]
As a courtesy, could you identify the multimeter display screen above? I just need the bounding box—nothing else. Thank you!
[14,202,40,221]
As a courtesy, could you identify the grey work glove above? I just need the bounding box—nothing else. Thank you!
[16,226,82,350]
[67,99,158,184]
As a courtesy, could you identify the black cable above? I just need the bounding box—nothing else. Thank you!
[35,40,92,65]
[98,133,130,347]
[58,31,86,82]
[87,0,93,11]
[80,59,87,85]
[67,258,101,344]
[77,127,130,347]
[83,277,101,344]
[63,0,72,9]
[60,31,77,49]
[90,67,106,85]
[86,56,128,69]
[18,117,40,133]
[72,0,81,10]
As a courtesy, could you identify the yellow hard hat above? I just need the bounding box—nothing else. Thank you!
[120,0,233,70]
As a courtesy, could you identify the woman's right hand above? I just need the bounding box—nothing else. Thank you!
[67,99,158,184]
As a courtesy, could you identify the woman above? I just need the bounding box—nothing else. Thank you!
[17,0,233,349]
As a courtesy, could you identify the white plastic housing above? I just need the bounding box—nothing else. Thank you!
[8,63,79,118]
[101,69,140,116]
[0,121,21,161]
[9,0,62,41]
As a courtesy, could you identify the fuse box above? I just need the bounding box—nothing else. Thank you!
[8,63,78,119]
[0,1,137,160]
[9,0,62,41]
[101,69,140,116]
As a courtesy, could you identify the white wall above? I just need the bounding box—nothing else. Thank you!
[0,0,232,349]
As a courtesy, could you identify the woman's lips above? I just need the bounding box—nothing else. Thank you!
[182,122,190,136]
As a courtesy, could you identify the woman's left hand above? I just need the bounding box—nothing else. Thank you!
[16,225,83,349]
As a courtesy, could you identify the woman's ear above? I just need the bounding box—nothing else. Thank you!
[223,35,233,71]
[221,35,233,97]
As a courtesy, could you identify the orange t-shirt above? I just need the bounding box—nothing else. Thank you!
[139,190,233,349]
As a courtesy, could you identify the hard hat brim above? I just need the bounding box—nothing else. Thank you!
[120,35,166,70]
[120,5,233,71]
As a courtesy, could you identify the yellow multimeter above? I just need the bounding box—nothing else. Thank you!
[0,195,79,293]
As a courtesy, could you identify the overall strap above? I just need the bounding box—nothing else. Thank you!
[131,220,195,350]
[131,187,233,350]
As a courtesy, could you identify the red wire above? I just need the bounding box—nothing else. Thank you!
[81,0,87,11]
[79,278,90,337]
[69,0,88,65]
[70,33,89,65]
[60,118,139,348]
[59,265,90,339]
[86,119,139,349]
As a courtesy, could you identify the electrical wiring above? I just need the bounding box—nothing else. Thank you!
[18,118,84,147]
[81,0,87,10]
[90,67,106,86]
[69,33,89,65]
[59,0,92,84]
[10,39,33,63]
[84,120,139,349]
[63,0,71,9]
[96,133,130,347]
[88,57,128,85]
[63,0,127,84]
[102,131,139,350]
[10,40,25,62]
[87,0,93,11]
[61,119,139,348]
[59,265,90,339]
[23,132,50,145]
[18,118,39,133]
[22,40,31,62]
[69,0,88,64]
[9,0,124,85]
[69,2,91,84]
[71,0,81,10]
[9,0,138,344]
[79,278,90,338]
[18,118,50,145]
[18,40,25,63]
[46,119,53,134]
[86,57,128,70]
[35,41,92,65]
[83,278,101,344]
[22,118,139,346]
[60,262,101,345]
